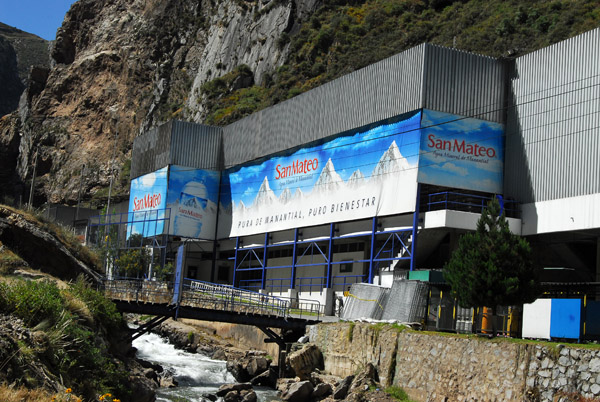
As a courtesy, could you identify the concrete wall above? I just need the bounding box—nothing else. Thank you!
[309,322,600,402]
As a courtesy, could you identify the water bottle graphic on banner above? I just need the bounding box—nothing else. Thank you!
[173,181,208,238]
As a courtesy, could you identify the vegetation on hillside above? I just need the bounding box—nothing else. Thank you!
[201,0,600,125]
[0,205,131,399]
[0,278,128,400]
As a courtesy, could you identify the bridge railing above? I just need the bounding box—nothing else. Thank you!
[102,277,322,321]
[102,277,172,304]
[182,279,290,318]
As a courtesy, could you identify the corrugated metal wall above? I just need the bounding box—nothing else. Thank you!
[132,43,508,177]
[131,121,223,179]
[222,45,426,168]
[422,45,506,123]
[169,121,222,170]
[223,43,506,168]
[131,121,173,179]
[504,28,600,203]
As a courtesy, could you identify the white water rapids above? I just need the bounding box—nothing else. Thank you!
[133,332,280,402]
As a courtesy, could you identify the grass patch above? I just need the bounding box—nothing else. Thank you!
[385,385,416,401]
[0,277,128,398]
[348,321,355,342]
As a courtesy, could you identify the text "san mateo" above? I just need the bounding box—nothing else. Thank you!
[275,158,319,180]
[133,193,162,211]
[427,134,496,158]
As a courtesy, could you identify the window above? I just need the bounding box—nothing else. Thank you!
[340,263,353,273]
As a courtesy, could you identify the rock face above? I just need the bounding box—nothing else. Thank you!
[0,0,320,206]
[309,322,600,402]
[286,343,323,380]
[0,23,50,117]
[0,206,101,282]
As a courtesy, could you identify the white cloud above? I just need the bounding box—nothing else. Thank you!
[440,162,468,176]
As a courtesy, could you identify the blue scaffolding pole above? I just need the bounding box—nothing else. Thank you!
[410,184,421,271]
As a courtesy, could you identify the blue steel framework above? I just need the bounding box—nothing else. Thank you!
[232,183,421,293]
[231,189,517,293]
[87,209,172,276]
[232,218,416,293]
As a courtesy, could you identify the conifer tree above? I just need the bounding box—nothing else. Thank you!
[443,197,539,332]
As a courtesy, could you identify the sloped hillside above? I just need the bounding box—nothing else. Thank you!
[0,206,158,401]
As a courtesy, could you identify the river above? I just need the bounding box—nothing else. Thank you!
[133,332,281,402]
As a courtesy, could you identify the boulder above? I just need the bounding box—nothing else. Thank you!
[286,344,323,380]
[282,380,315,402]
[313,382,333,398]
[277,377,298,393]
[241,389,258,402]
[216,383,253,397]
[248,356,269,377]
[224,390,241,402]
[251,367,278,388]
[332,375,354,400]
[212,349,227,360]
[159,375,178,388]
[350,363,378,392]
[227,353,271,381]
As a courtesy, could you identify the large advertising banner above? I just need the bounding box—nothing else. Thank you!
[418,109,504,194]
[228,111,422,237]
[128,166,168,237]
[167,165,223,239]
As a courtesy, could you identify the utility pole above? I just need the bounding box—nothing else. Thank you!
[28,148,39,209]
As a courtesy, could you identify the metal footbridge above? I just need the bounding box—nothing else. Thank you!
[103,278,322,345]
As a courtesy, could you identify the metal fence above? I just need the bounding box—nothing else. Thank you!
[102,277,322,320]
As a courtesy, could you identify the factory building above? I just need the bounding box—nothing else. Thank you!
[122,28,600,311]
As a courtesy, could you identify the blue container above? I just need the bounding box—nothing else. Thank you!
[549,299,582,341]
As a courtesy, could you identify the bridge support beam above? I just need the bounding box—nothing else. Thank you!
[130,315,172,341]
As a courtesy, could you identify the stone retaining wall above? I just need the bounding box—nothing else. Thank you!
[309,322,600,401]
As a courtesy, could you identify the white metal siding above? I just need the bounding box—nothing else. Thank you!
[505,28,600,203]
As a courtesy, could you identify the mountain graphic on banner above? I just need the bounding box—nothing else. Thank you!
[234,200,247,212]
[314,158,343,193]
[347,169,365,187]
[372,140,410,180]
[279,187,293,204]
[255,176,277,206]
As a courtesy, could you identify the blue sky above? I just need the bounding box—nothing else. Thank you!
[0,0,76,40]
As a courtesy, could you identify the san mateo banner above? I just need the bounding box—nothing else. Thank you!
[228,111,422,237]
[166,165,222,240]
[128,165,225,240]
[417,109,504,193]
[127,166,168,237]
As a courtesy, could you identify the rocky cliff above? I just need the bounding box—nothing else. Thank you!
[0,23,50,117]
[0,0,318,206]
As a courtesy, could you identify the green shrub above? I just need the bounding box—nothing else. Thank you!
[0,280,64,327]
[385,386,415,401]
